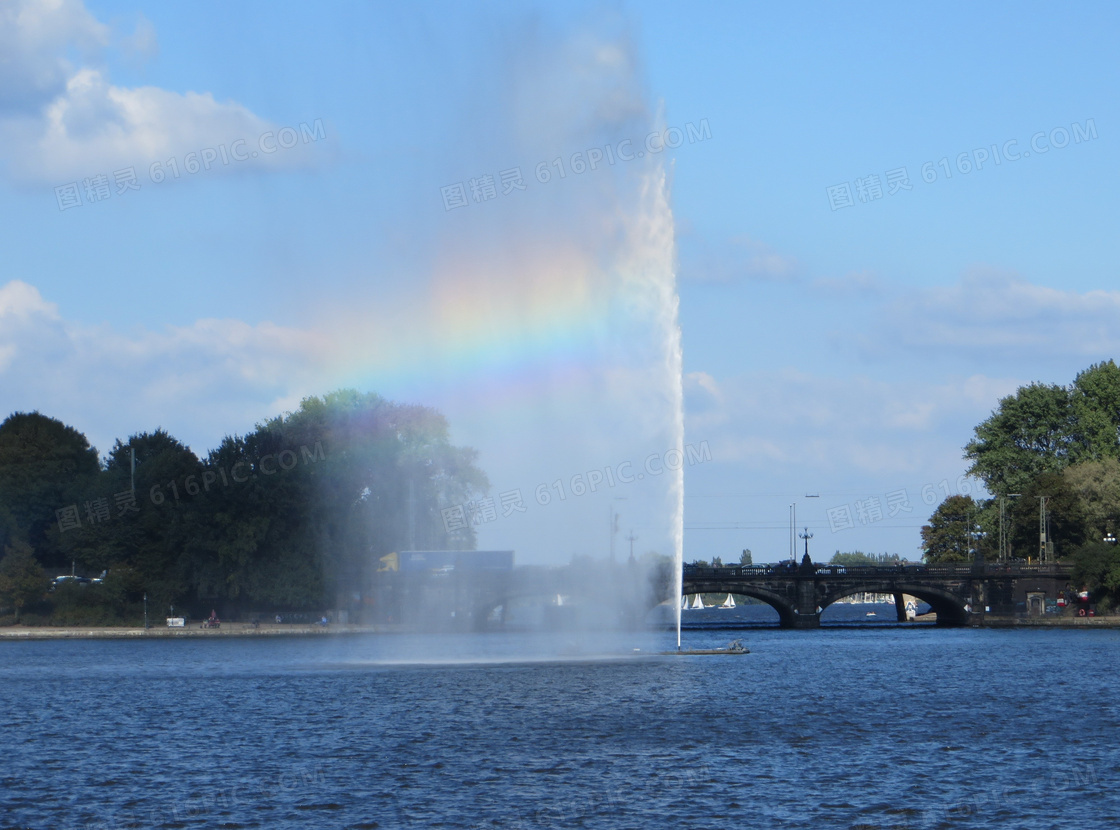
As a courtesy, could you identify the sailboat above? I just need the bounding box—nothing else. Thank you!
[691,594,705,610]
[720,593,736,609]
[681,595,688,611]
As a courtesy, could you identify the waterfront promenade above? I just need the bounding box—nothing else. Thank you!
[0,623,388,639]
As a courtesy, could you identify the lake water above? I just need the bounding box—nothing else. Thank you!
[2,624,1118,829]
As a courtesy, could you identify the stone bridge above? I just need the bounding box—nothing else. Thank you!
[683,556,1074,628]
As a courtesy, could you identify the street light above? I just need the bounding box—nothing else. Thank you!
[799,527,813,561]
[1105,532,1117,545]
[790,494,819,564]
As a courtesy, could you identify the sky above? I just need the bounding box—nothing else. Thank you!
[1,0,1118,566]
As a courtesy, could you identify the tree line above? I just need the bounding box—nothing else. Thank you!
[0,390,488,624]
[921,361,1120,608]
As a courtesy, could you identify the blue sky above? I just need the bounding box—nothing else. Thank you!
[1,0,1118,564]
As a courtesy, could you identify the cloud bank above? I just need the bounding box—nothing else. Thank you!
[0,0,321,184]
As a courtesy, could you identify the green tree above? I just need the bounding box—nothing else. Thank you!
[1007,472,1087,561]
[1070,361,1120,462]
[99,430,202,614]
[921,495,982,563]
[0,540,50,622]
[1070,540,1120,611]
[193,390,489,614]
[0,412,100,568]
[1,392,490,621]
[739,549,752,565]
[830,551,903,566]
[964,364,1120,497]
[830,551,877,566]
[964,383,1074,496]
[1062,459,1120,541]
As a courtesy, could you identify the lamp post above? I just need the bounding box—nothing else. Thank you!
[799,527,813,561]
[790,494,819,564]
[143,593,148,629]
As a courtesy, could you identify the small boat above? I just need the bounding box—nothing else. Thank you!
[720,593,735,609]
[691,594,705,610]
[865,611,877,618]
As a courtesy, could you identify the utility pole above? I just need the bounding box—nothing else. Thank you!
[407,478,415,551]
[1003,495,1012,560]
[789,504,796,563]
[1038,496,1045,563]
[626,530,638,563]
[999,494,1020,561]
[609,498,626,563]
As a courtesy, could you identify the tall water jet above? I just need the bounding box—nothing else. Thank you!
[617,152,684,647]
[653,171,685,651]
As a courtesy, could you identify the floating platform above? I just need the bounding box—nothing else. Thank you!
[661,639,749,655]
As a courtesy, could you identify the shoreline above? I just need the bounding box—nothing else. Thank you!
[0,623,392,639]
[976,615,1120,628]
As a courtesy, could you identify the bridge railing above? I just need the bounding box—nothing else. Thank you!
[683,563,1071,579]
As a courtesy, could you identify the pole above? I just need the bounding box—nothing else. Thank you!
[999,498,1005,563]
[791,503,797,562]
[1039,496,1047,564]
[407,478,415,551]
[799,527,813,560]
[144,593,148,629]
[609,505,614,563]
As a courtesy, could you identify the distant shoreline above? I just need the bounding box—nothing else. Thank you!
[3,616,1118,640]
[0,623,389,640]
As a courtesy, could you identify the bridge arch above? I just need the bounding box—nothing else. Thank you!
[682,579,798,627]
[819,583,970,625]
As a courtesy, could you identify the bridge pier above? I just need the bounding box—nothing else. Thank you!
[789,610,820,629]
[791,580,820,628]
[894,592,906,623]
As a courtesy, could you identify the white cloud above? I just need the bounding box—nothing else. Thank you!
[684,367,1009,478]
[0,281,330,456]
[0,0,108,113]
[871,269,1120,358]
[0,0,323,184]
[0,278,59,318]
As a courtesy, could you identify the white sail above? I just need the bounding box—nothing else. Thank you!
[692,594,705,610]
[681,595,688,611]
[721,593,735,609]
